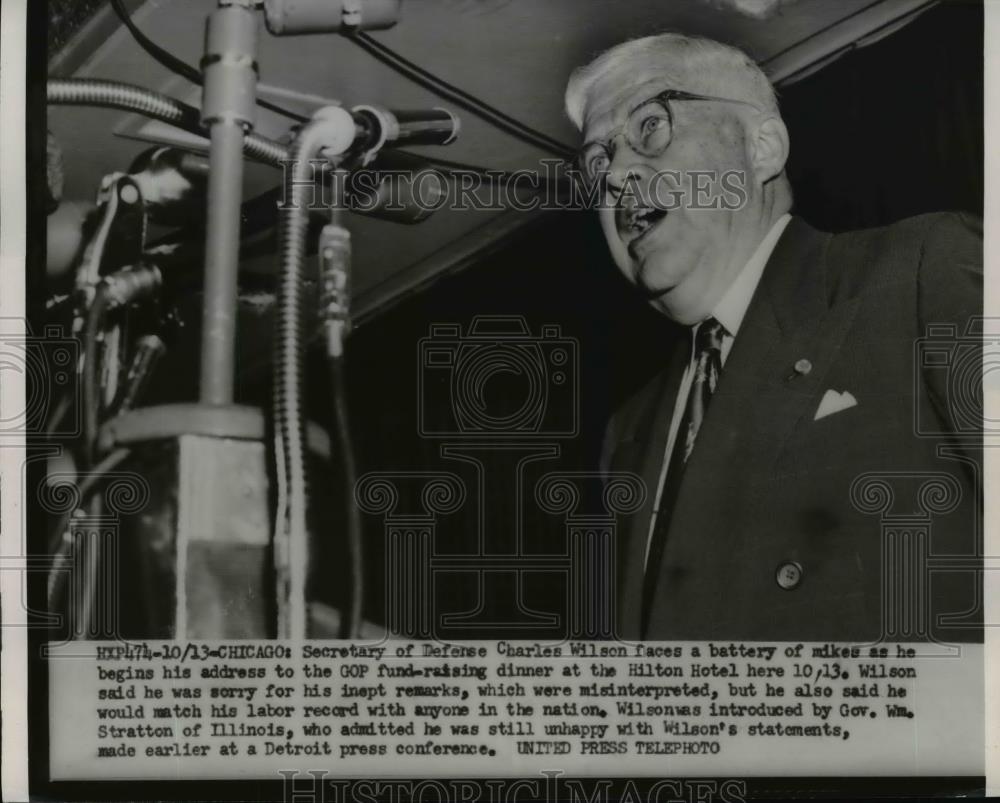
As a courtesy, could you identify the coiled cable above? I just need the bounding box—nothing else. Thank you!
[47,79,288,166]
[274,122,338,640]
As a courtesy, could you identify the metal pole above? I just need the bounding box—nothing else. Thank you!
[200,122,246,403]
[199,1,259,404]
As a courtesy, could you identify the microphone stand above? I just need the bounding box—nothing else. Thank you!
[87,0,458,640]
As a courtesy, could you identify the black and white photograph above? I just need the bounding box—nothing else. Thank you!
[0,0,994,799]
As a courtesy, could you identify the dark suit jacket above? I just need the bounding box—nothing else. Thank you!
[602,213,983,643]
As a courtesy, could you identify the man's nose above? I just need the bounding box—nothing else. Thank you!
[605,141,652,201]
[605,142,636,196]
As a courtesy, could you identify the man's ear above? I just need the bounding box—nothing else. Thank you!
[749,116,790,184]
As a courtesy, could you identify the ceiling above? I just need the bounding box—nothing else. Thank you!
[47,0,937,320]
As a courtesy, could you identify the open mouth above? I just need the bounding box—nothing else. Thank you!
[620,205,669,252]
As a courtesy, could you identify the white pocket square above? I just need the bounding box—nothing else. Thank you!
[813,389,858,421]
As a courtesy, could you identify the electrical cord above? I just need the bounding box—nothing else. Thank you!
[231,155,568,231]
[109,0,309,124]
[329,356,363,639]
[81,266,163,469]
[46,447,133,608]
[81,283,111,470]
[76,493,104,639]
[343,31,576,160]
[110,0,573,160]
[48,79,290,166]
[110,0,200,83]
[45,393,76,437]
[105,3,573,159]
[422,154,575,195]
[49,81,573,203]
[273,427,290,637]
[274,122,338,640]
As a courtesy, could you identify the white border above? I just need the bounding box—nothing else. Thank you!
[0,0,995,798]
[0,0,29,800]
[984,0,999,795]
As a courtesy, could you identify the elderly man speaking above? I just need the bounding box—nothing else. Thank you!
[567,33,982,643]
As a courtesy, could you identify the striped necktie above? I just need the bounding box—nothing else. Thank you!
[641,316,727,633]
[681,317,726,461]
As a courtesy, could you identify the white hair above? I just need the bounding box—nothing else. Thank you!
[565,33,779,131]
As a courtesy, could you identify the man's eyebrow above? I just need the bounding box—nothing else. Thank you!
[581,80,683,148]
[581,111,617,149]
[581,96,641,149]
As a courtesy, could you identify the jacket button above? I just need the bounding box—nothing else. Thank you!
[776,561,803,590]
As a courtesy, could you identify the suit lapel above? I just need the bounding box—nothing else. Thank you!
[684,217,838,482]
[643,217,862,635]
[610,332,689,640]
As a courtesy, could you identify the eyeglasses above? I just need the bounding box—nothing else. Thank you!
[579,89,760,187]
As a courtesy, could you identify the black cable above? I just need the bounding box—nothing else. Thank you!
[343,31,576,160]
[351,31,573,156]
[422,154,502,176]
[110,0,200,83]
[52,80,572,210]
[110,1,574,158]
[109,0,309,124]
[330,356,364,639]
[422,154,574,193]
[81,283,111,470]
[47,447,132,607]
[45,393,75,437]
[76,493,104,639]
[423,153,530,178]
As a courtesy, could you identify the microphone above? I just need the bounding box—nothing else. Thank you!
[126,147,445,235]
[352,105,460,155]
[127,147,209,227]
[238,151,446,227]
[263,0,400,34]
[48,201,96,280]
[345,150,446,223]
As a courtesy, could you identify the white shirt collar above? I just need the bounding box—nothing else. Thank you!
[711,213,792,338]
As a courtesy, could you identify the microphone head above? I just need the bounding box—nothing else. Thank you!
[345,151,446,224]
[263,0,401,35]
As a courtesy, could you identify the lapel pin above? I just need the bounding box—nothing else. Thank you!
[786,358,812,381]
